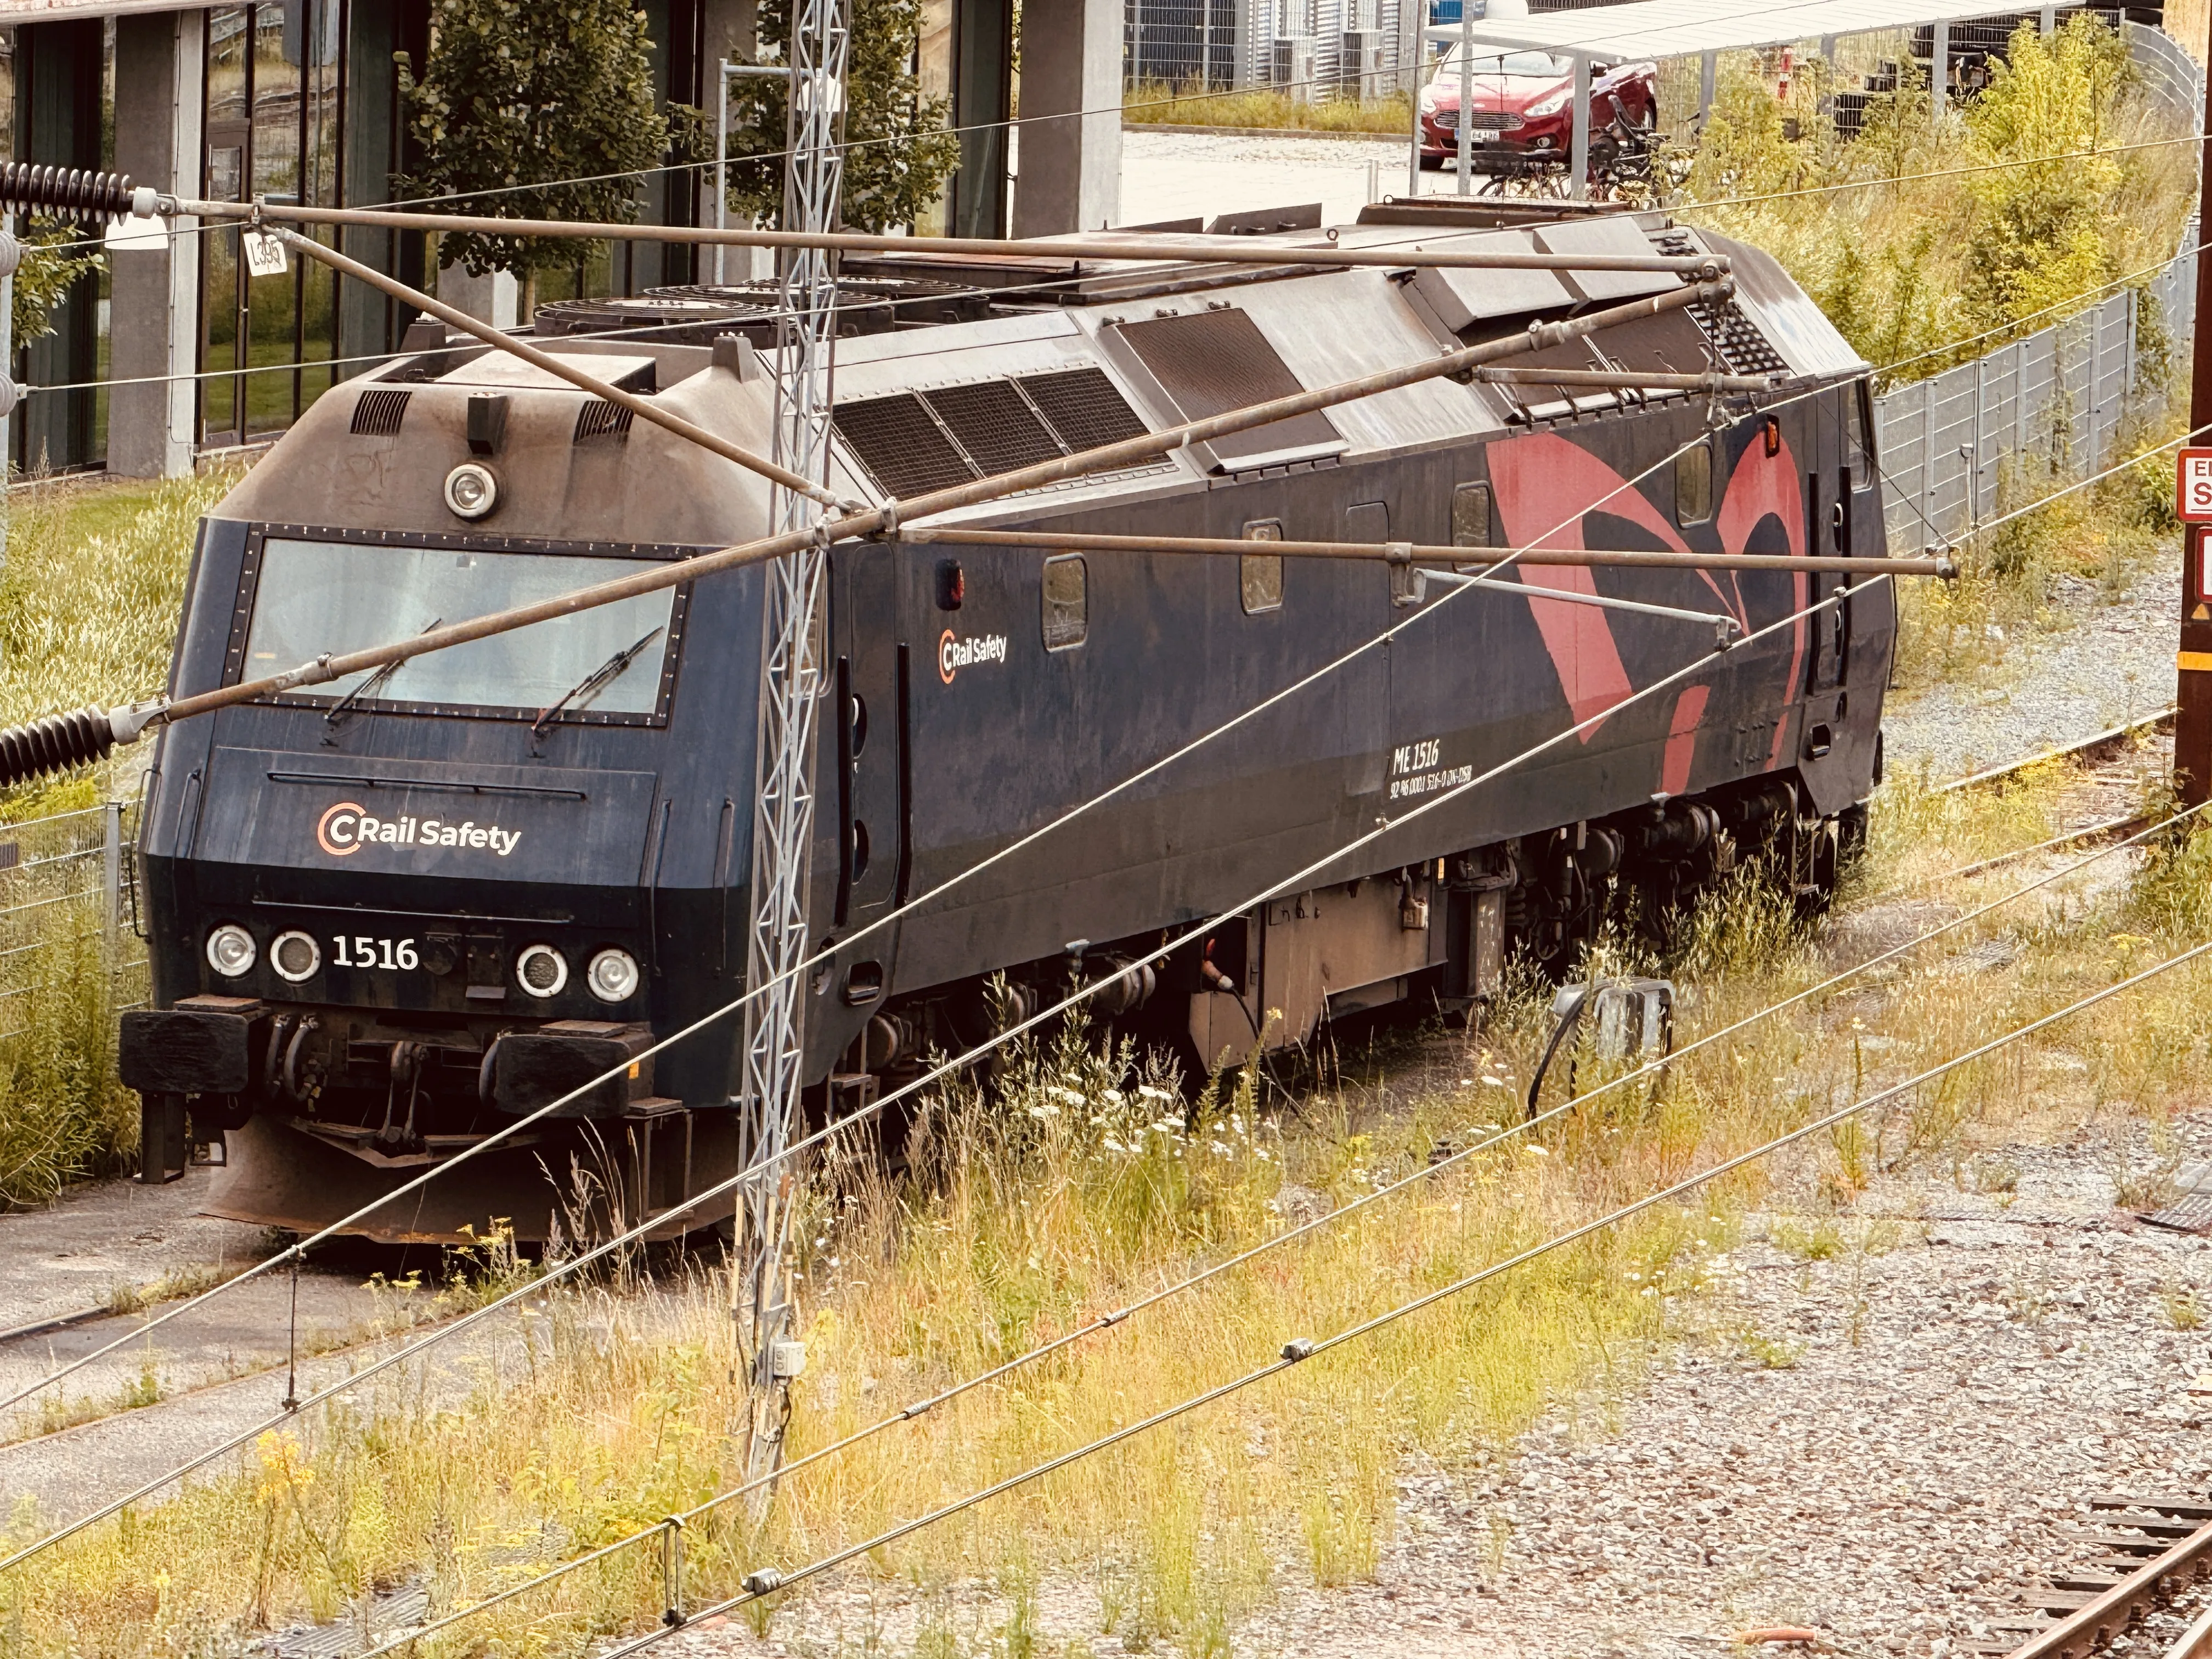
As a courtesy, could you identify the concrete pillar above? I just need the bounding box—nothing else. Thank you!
[2040,5,2056,32]
[437,263,520,330]
[1012,0,1121,235]
[1699,49,1715,122]
[109,11,202,479]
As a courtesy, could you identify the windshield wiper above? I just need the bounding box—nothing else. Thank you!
[531,627,663,737]
[324,618,441,731]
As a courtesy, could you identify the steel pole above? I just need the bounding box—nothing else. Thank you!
[736,0,848,1491]
[2180,0,2212,805]
[1408,16,1423,196]
[1570,54,1591,201]
[715,60,731,285]
[1455,7,1471,196]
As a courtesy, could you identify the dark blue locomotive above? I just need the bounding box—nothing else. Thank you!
[120,199,1891,1239]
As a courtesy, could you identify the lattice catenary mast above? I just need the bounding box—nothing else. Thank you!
[733,0,850,1483]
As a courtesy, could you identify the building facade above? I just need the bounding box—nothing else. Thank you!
[2,0,1117,476]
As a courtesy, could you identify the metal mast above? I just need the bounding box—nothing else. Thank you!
[734,0,849,1483]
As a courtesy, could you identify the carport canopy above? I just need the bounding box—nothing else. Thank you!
[1414,0,2085,200]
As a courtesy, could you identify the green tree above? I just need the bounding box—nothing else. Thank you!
[10,223,104,349]
[396,0,673,307]
[1959,15,2132,336]
[718,0,962,234]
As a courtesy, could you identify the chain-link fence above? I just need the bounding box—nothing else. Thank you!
[0,802,148,1043]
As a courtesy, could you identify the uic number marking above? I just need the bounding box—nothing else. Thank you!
[332,935,420,970]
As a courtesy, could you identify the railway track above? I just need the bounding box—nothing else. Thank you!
[1978,1495,2212,1659]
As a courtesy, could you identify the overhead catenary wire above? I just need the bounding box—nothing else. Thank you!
[13,136,2199,408]
[592,933,2212,1649]
[0,309,1801,1427]
[336,789,2212,1659]
[0,262,2167,1440]
[0,553,1888,1577]
[9,348,2191,1570]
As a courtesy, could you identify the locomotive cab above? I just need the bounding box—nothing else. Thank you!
[126,336,790,1238]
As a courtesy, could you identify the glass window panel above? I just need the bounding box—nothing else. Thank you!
[244,539,680,717]
[1675,442,1712,526]
[1042,554,1087,650]
[1240,520,1283,615]
[1846,383,1874,491]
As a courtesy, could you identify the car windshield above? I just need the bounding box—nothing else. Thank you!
[242,537,680,719]
[1432,47,1570,80]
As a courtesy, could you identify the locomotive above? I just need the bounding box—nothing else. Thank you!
[119,196,1891,1241]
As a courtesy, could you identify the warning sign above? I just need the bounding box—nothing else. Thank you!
[2179,448,2212,522]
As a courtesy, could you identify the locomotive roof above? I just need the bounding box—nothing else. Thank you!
[213,201,1866,550]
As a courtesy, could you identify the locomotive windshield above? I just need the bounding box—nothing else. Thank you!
[239,537,680,721]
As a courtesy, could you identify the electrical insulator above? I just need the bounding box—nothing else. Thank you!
[0,162,160,225]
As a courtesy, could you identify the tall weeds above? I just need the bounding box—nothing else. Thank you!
[0,467,232,1201]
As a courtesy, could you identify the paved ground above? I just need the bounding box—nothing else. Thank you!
[1115,127,1416,228]
[0,1166,468,1518]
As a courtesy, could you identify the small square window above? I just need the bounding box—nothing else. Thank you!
[1241,520,1283,614]
[1042,554,1087,650]
[1675,441,1713,526]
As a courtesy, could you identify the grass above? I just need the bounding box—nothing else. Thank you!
[1122,78,1412,134]
[4,750,2209,1654]
[0,464,239,1205]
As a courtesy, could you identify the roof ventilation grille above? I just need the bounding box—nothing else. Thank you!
[350,388,411,436]
[573,399,636,443]
[832,368,1155,501]
[1690,298,1789,377]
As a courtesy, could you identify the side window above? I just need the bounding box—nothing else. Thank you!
[1451,482,1492,548]
[1675,441,1713,527]
[1451,481,1492,572]
[1240,520,1284,614]
[1042,554,1087,650]
[1846,381,1875,491]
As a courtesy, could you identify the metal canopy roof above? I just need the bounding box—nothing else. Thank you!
[1423,0,2086,60]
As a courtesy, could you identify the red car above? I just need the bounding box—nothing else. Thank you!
[1418,46,1658,173]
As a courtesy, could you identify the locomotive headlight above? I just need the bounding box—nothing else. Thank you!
[586,947,641,1003]
[515,943,568,997]
[206,923,257,978]
[443,461,499,521]
[270,929,321,983]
